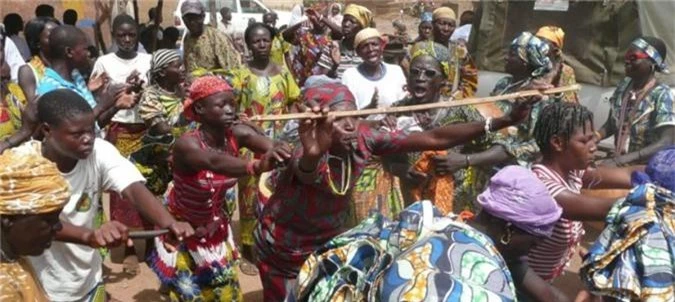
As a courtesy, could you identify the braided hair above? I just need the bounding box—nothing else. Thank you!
[534,102,594,156]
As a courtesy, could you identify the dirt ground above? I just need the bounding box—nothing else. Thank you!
[106,12,592,301]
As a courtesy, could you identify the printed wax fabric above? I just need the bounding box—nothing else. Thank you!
[580,184,675,301]
[290,201,516,302]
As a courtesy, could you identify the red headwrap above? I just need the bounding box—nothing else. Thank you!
[183,76,233,121]
[302,83,356,108]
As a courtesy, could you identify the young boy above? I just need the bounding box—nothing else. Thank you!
[26,89,193,301]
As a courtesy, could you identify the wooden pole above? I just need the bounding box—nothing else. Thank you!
[209,0,218,27]
[248,84,581,122]
[132,0,140,23]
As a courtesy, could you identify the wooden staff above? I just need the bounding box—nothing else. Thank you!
[249,84,581,122]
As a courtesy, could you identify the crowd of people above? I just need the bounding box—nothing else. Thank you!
[1,1,674,302]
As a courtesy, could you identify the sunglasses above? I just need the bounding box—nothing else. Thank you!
[410,67,440,78]
[625,51,650,62]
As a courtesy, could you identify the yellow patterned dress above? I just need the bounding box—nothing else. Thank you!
[0,83,27,140]
[184,26,242,77]
[225,67,300,247]
[0,259,48,302]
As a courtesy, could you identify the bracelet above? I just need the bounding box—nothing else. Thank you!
[465,155,472,168]
[246,160,259,176]
[484,118,493,135]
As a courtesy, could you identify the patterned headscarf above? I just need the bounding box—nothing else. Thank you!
[420,12,433,23]
[536,26,565,49]
[343,4,373,28]
[432,7,456,21]
[631,37,670,74]
[148,49,181,84]
[0,141,70,215]
[302,82,356,108]
[182,76,233,121]
[477,165,562,237]
[510,31,552,78]
[409,41,451,77]
[632,147,675,192]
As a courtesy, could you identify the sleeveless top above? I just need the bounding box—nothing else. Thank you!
[168,129,239,228]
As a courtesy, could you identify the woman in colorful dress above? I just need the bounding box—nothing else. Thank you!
[595,36,675,166]
[224,22,300,274]
[254,81,541,300]
[134,49,189,203]
[149,76,290,301]
[0,50,27,141]
[0,17,59,152]
[394,41,509,213]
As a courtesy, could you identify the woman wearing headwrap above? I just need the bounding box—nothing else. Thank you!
[253,81,541,300]
[595,36,675,167]
[0,141,69,302]
[413,12,433,43]
[327,3,343,27]
[536,26,579,103]
[452,32,556,172]
[340,28,408,225]
[426,6,478,98]
[133,49,191,197]
[148,76,291,301]
[335,4,374,79]
[290,166,571,301]
[581,147,675,301]
[0,49,26,142]
[395,41,515,212]
[225,22,300,275]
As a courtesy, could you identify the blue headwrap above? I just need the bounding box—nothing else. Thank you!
[631,38,670,74]
[420,12,433,23]
[631,147,675,192]
[510,32,552,78]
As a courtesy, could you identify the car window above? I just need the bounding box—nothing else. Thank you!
[199,0,237,12]
[241,0,266,13]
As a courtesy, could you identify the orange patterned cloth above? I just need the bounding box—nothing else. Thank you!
[409,150,455,215]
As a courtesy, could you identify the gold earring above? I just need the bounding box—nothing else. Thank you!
[500,223,512,245]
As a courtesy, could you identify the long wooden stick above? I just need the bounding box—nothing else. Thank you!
[249,84,581,122]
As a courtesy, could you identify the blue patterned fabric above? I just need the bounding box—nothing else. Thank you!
[38,68,96,108]
[290,201,516,302]
[510,32,552,78]
[632,38,669,73]
[580,184,675,301]
[632,146,675,191]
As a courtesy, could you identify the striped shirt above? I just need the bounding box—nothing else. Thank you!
[528,164,585,281]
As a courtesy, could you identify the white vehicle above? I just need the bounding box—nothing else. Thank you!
[174,0,292,34]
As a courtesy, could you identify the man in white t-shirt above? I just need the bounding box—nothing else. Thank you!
[26,89,193,301]
[92,14,151,126]
[341,28,407,114]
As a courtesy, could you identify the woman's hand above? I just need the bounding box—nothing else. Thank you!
[258,141,292,172]
[297,101,333,158]
[432,151,466,175]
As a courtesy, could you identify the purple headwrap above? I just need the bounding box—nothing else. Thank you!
[631,146,675,192]
[477,166,562,237]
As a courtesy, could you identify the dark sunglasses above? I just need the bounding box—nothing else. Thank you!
[410,67,440,78]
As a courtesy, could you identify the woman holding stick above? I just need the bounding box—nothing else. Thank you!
[253,81,546,301]
[149,76,291,301]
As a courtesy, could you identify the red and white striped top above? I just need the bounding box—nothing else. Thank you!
[528,164,585,281]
